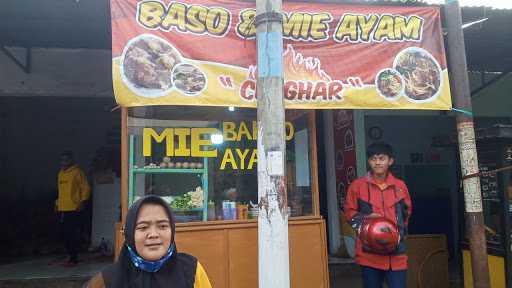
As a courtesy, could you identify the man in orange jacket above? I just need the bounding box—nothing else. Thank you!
[344,142,412,288]
[56,151,91,266]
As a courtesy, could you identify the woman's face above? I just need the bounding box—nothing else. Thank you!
[134,203,173,261]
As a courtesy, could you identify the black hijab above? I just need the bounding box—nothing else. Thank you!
[101,195,197,288]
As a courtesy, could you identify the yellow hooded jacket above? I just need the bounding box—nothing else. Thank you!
[57,164,91,212]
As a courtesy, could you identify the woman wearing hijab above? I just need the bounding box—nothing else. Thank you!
[86,195,212,288]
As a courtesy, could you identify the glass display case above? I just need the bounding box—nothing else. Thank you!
[126,106,316,223]
[129,135,209,221]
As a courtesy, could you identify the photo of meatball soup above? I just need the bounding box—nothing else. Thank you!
[122,35,182,94]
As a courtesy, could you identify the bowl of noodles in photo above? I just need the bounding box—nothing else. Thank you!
[375,68,404,100]
[393,47,443,103]
[121,34,183,98]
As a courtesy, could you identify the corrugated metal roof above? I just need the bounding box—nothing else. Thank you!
[460,6,512,72]
[0,0,509,72]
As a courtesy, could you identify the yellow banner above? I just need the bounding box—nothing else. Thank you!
[111,0,452,110]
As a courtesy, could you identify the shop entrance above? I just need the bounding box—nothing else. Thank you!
[0,97,120,283]
[320,111,461,288]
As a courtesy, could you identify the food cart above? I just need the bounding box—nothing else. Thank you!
[110,0,452,287]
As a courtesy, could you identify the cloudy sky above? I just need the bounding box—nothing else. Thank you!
[424,0,512,9]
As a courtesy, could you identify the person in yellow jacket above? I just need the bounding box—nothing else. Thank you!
[56,150,90,266]
[86,195,212,288]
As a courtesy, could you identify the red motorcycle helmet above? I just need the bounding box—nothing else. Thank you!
[359,215,400,254]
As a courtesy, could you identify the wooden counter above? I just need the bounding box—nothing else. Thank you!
[116,217,329,288]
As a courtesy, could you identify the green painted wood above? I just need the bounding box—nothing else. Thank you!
[172,208,204,212]
[133,168,205,174]
[128,135,210,221]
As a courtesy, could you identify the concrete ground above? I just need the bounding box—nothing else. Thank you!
[0,254,462,287]
[328,256,464,288]
[0,253,111,288]
[329,257,363,288]
[1,255,361,288]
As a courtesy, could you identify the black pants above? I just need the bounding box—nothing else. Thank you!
[60,211,82,262]
[361,266,407,288]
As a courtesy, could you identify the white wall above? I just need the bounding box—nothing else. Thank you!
[364,115,456,165]
[0,47,112,97]
[470,73,512,118]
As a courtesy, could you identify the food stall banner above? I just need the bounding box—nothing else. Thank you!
[111,0,451,110]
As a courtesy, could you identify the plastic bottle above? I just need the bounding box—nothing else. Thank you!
[222,201,231,220]
[207,201,216,221]
[230,201,237,220]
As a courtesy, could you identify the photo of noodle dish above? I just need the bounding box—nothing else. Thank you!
[375,69,404,100]
[121,34,182,98]
[171,63,207,96]
[393,47,442,102]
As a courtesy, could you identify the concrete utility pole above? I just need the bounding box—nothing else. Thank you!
[444,1,490,287]
[255,0,289,286]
